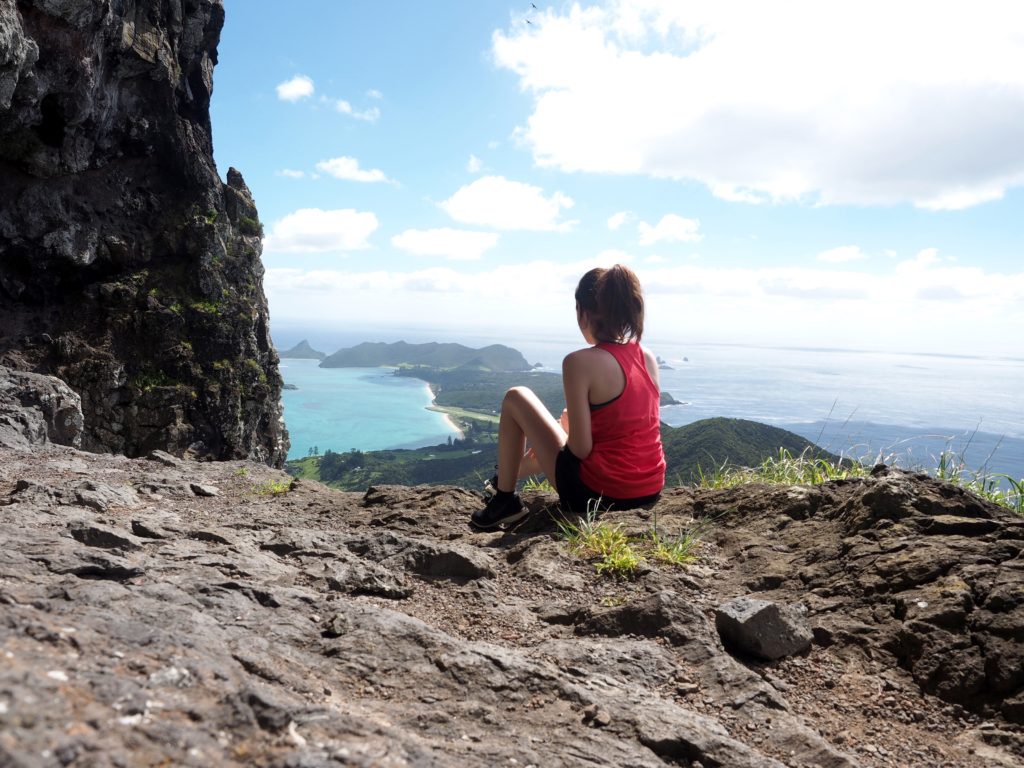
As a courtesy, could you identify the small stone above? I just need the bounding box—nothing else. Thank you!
[189,483,218,497]
[321,614,350,638]
[591,709,611,727]
[147,450,181,467]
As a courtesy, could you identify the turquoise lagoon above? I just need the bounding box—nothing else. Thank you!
[280,358,458,460]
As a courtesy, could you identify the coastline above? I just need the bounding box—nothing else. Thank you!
[424,383,465,440]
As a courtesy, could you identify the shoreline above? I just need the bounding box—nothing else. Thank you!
[424,383,465,440]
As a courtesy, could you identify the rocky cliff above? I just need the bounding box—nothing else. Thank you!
[2,371,1023,767]
[0,0,287,465]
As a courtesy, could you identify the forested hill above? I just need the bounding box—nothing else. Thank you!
[289,417,839,491]
[320,341,532,372]
[662,417,839,483]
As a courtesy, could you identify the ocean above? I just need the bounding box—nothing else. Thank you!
[278,332,1024,480]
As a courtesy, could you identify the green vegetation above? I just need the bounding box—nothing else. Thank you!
[254,478,293,496]
[935,450,1023,514]
[694,447,869,488]
[556,505,706,579]
[234,467,249,477]
[238,216,263,237]
[189,299,222,315]
[522,476,555,493]
[663,418,840,484]
[287,414,837,495]
[410,368,564,414]
[133,370,177,393]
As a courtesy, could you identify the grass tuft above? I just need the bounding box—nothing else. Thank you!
[522,475,555,493]
[695,447,871,489]
[556,502,707,578]
[254,478,293,496]
[693,443,1022,516]
[934,450,1023,515]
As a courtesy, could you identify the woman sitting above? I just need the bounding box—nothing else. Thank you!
[471,264,666,529]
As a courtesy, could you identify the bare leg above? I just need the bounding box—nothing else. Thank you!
[517,451,542,480]
[495,386,567,493]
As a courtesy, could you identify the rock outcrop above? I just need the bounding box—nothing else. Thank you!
[0,364,83,448]
[0,0,287,466]
[2,427,1022,765]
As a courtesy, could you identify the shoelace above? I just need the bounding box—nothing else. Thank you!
[482,473,498,501]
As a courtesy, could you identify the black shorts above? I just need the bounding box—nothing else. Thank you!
[554,445,661,514]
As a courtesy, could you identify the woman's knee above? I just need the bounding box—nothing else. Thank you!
[503,386,535,409]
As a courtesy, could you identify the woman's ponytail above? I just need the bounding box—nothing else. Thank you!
[575,264,645,342]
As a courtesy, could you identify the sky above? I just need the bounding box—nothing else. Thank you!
[211,0,1024,358]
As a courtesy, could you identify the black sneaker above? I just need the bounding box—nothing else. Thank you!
[470,492,528,530]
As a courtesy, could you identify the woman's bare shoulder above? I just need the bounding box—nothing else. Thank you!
[563,346,609,370]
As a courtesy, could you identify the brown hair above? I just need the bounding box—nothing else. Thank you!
[574,264,645,342]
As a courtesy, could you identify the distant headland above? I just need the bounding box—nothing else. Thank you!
[319,341,532,372]
[280,340,326,360]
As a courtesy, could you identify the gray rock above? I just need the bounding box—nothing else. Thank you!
[189,482,219,497]
[715,597,814,660]
[74,480,141,511]
[0,366,83,448]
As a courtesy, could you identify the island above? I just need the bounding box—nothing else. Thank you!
[320,341,531,372]
[279,340,326,360]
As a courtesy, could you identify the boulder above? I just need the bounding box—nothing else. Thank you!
[715,597,814,660]
[0,365,83,448]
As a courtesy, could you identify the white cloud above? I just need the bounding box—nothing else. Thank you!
[263,208,378,254]
[264,249,1024,355]
[467,154,482,173]
[440,175,576,231]
[638,214,701,245]
[493,1,1024,209]
[315,157,391,183]
[391,228,500,261]
[276,75,314,102]
[607,211,634,230]
[367,89,383,99]
[277,169,306,179]
[817,246,868,263]
[336,100,381,122]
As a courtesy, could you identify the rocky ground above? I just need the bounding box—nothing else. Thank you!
[2,439,1023,767]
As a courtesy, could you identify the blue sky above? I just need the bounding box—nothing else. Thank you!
[212,0,1024,357]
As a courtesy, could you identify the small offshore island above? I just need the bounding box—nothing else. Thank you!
[284,341,827,490]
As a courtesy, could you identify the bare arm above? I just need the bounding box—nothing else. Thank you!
[562,351,593,459]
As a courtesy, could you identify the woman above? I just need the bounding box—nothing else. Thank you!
[470,264,666,530]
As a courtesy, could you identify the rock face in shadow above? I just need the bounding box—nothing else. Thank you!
[2,419,1022,766]
[0,0,287,466]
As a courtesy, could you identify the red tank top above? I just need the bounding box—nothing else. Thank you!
[579,341,666,499]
